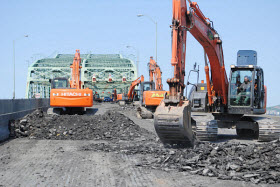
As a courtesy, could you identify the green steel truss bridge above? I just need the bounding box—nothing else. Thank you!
[25,53,138,98]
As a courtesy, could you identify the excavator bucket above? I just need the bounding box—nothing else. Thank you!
[154,100,194,146]
[136,106,153,119]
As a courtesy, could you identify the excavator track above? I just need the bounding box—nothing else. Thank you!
[47,108,61,115]
[154,101,194,146]
[192,113,218,141]
[253,116,280,141]
[136,106,153,119]
[195,120,218,141]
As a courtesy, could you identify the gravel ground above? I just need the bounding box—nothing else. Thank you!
[84,139,280,184]
[1,103,280,186]
[2,139,275,187]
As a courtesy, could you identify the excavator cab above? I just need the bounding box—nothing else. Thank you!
[51,77,69,89]
[228,50,266,115]
[229,69,253,106]
[133,89,140,101]
[139,81,155,105]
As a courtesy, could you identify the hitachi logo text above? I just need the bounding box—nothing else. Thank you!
[60,92,82,96]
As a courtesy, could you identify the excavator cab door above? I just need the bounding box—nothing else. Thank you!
[228,67,265,115]
[254,68,266,113]
[228,68,254,114]
[140,81,155,105]
[133,89,140,101]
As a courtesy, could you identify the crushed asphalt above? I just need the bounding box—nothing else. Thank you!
[84,140,280,184]
[10,109,154,141]
[9,108,280,184]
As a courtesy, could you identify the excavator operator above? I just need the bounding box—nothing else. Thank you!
[234,76,251,105]
[58,82,64,88]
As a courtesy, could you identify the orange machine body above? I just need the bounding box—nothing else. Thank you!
[117,94,123,101]
[50,50,93,108]
[50,88,93,107]
[186,1,228,106]
[143,90,169,106]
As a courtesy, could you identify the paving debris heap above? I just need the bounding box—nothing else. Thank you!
[9,109,280,184]
[10,109,154,141]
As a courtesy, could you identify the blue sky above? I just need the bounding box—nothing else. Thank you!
[0,0,279,107]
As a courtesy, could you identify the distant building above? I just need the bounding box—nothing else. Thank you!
[25,53,138,98]
[266,106,280,116]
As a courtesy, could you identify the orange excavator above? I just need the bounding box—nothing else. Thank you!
[137,57,168,118]
[49,50,93,114]
[117,57,168,118]
[123,57,166,118]
[117,57,164,106]
[154,0,279,146]
[117,75,144,105]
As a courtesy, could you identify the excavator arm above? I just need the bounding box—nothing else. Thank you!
[70,50,82,89]
[186,1,228,107]
[127,75,144,99]
[148,57,163,90]
[149,57,156,83]
[155,66,163,90]
[154,0,194,146]
[168,0,228,106]
[167,0,188,102]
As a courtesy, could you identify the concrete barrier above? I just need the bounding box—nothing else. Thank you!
[0,99,49,141]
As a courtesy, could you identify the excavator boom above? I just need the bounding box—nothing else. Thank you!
[154,0,194,146]
[148,57,163,90]
[167,0,188,99]
[70,50,82,89]
[186,1,228,106]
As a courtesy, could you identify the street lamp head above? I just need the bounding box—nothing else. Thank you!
[126,46,131,48]
[137,14,144,17]
[24,35,29,37]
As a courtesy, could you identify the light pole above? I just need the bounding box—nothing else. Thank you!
[137,14,158,62]
[13,35,28,99]
[126,45,139,77]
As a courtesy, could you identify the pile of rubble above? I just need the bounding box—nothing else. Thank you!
[84,140,280,184]
[9,108,280,184]
[118,104,137,112]
[9,109,155,141]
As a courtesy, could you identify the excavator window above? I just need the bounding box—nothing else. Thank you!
[230,70,253,106]
[143,83,152,91]
[133,90,140,101]
[52,78,68,89]
[254,69,265,109]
